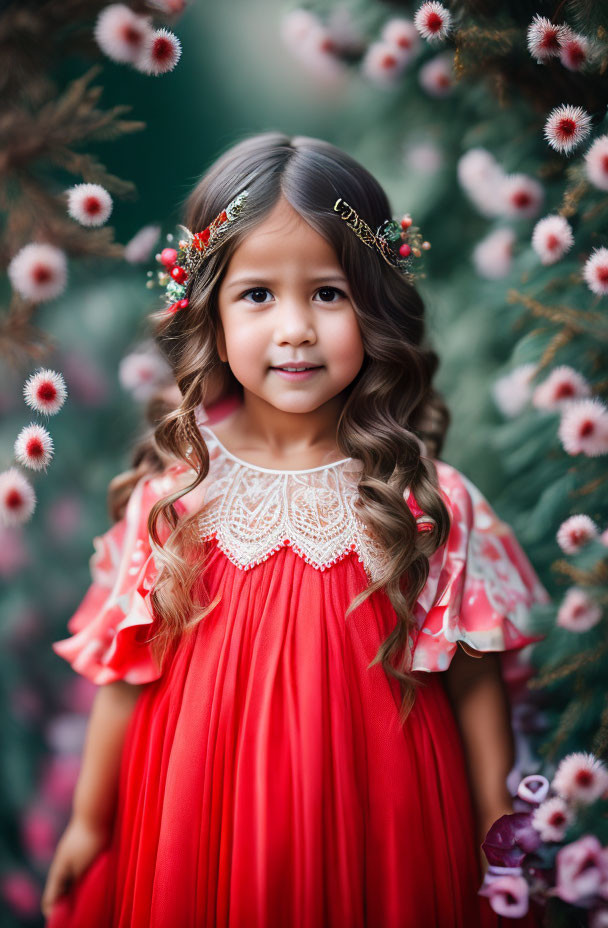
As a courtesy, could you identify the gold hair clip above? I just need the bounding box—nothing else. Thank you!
[333,197,430,281]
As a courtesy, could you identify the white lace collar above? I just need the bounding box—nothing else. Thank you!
[194,423,391,581]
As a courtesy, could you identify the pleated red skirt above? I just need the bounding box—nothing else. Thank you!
[47,541,542,927]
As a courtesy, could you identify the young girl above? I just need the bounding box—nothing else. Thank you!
[42,132,550,927]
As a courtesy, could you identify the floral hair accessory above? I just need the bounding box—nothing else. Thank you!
[333,197,430,281]
[149,189,249,314]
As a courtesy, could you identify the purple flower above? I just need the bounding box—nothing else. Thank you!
[549,835,608,907]
[482,812,542,867]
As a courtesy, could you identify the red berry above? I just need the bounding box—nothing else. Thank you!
[177,298,189,309]
[399,243,412,257]
[400,216,412,230]
[160,248,178,269]
[170,266,187,283]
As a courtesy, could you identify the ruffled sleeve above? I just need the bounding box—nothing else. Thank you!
[52,464,190,685]
[408,460,550,673]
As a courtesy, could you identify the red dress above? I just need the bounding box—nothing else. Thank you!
[48,418,550,928]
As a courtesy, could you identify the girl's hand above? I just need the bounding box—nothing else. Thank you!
[41,816,110,920]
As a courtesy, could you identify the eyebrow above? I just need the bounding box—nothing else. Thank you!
[225,274,349,289]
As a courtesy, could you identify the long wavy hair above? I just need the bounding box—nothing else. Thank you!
[109,131,452,724]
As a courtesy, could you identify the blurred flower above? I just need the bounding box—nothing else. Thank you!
[0,468,36,526]
[479,873,529,918]
[404,141,443,174]
[557,514,599,554]
[23,368,67,415]
[14,423,54,471]
[551,835,607,905]
[0,869,40,918]
[559,27,591,71]
[147,0,189,13]
[46,494,83,541]
[0,525,29,576]
[124,223,162,263]
[66,183,113,227]
[135,27,182,75]
[414,2,451,42]
[501,173,544,219]
[544,104,592,154]
[532,214,573,264]
[61,353,108,406]
[45,713,88,754]
[591,907,608,928]
[280,8,322,50]
[552,752,608,803]
[21,803,57,862]
[326,5,365,56]
[94,3,152,64]
[280,8,345,85]
[457,148,506,218]
[558,397,608,456]
[583,247,608,296]
[418,52,453,96]
[532,365,591,411]
[531,796,573,841]
[361,41,407,86]
[39,754,81,807]
[381,17,420,63]
[526,14,565,62]
[472,227,515,279]
[8,242,68,302]
[517,774,550,805]
[556,588,602,633]
[492,364,537,417]
[585,135,608,191]
[119,345,173,401]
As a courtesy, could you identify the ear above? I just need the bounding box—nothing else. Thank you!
[215,322,228,363]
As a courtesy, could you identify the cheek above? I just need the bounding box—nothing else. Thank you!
[325,314,364,368]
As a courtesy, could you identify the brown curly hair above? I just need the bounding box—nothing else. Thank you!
[109,131,453,725]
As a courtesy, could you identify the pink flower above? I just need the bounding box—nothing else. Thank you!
[0,468,36,527]
[94,4,152,63]
[531,796,573,841]
[280,10,345,85]
[418,52,454,97]
[526,15,565,62]
[21,803,57,861]
[405,141,443,174]
[14,423,54,471]
[39,754,81,807]
[601,528,608,547]
[124,223,161,264]
[381,18,420,61]
[551,835,607,904]
[147,0,189,13]
[280,8,322,51]
[583,247,608,296]
[557,514,599,554]
[361,41,407,85]
[479,873,529,918]
[66,183,113,227]
[552,753,608,804]
[532,365,591,411]
[559,27,591,71]
[45,495,83,540]
[457,148,506,218]
[7,242,67,303]
[414,2,451,42]
[325,6,364,56]
[532,215,574,264]
[501,173,544,219]
[0,869,40,917]
[23,368,67,415]
[135,27,182,75]
[558,397,608,456]
[0,525,29,576]
[517,774,550,805]
[585,135,608,192]
[556,588,602,633]
[472,227,515,279]
[544,104,593,155]
[492,364,537,417]
[118,346,173,401]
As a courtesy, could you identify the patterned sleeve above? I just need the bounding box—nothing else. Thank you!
[52,466,187,685]
[407,461,550,673]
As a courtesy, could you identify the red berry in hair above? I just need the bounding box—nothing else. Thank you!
[160,248,178,269]
[170,266,187,283]
[399,243,412,257]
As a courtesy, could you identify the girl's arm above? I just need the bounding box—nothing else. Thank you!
[441,647,515,864]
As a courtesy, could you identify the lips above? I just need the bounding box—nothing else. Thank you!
[270,365,322,371]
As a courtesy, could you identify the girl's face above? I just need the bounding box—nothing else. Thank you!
[216,196,365,418]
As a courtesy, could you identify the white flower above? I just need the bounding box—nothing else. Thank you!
[531,796,573,842]
[531,215,574,264]
[559,28,590,71]
[557,514,599,554]
[501,173,544,219]
[405,141,443,174]
[124,224,161,264]
[517,773,550,805]
[584,135,608,191]
[135,28,182,75]
[118,348,173,401]
[583,247,608,296]
[418,52,454,97]
[14,424,54,471]
[361,41,408,86]
[556,588,602,633]
[23,368,67,416]
[544,104,592,155]
[558,397,608,456]
[552,752,608,803]
[0,468,36,526]
[526,15,565,62]
[66,183,113,227]
[94,4,152,64]
[472,227,515,279]
[492,364,537,417]
[8,243,68,303]
[457,148,506,218]
[381,17,420,63]
[532,366,591,411]
[280,8,322,51]
[414,2,451,42]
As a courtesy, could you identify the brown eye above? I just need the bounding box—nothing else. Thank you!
[243,288,271,303]
[317,287,344,302]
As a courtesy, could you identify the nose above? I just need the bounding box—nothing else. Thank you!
[273,297,317,346]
